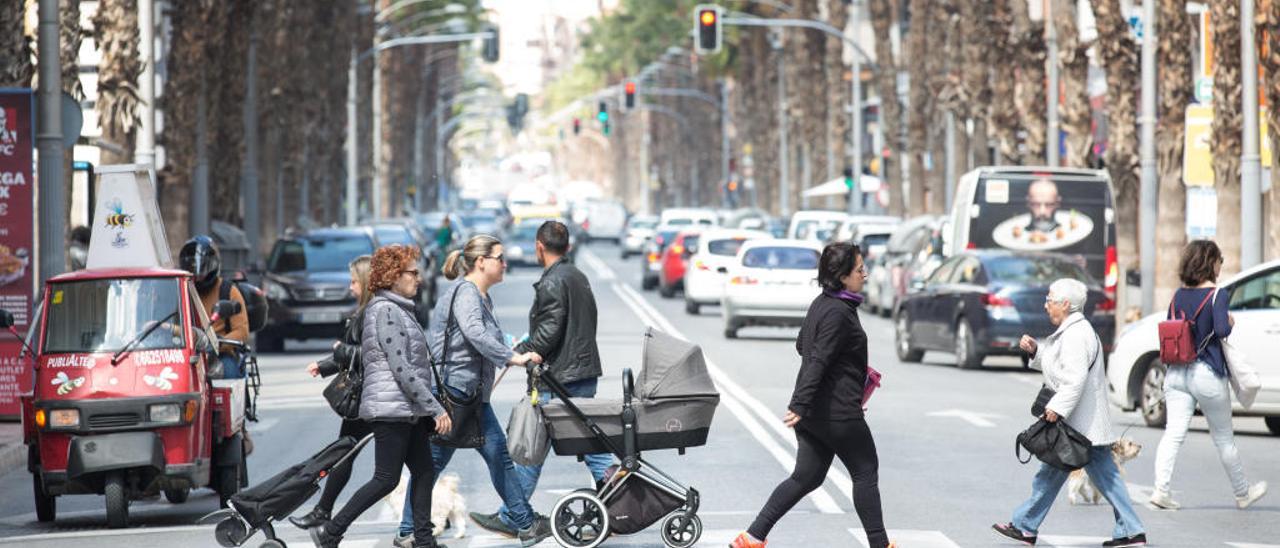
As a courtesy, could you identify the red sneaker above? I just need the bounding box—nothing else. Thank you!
[729,532,767,548]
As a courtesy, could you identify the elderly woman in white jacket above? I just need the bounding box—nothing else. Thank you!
[992,279,1148,548]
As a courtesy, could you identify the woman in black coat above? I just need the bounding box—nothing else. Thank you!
[732,242,894,548]
[289,255,376,529]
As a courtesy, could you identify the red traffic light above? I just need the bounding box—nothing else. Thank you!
[695,6,722,54]
[700,10,717,26]
[572,118,581,135]
[625,81,636,94]
[624,81,636,109]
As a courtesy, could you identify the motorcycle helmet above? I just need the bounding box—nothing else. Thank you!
[179,236,221,292]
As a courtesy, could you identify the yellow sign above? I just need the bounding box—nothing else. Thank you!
[1182,104,1271,188]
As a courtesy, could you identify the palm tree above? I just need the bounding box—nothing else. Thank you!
[906,0,931,215]
[961,0,994,167]
[0,0,33,87]
[1263,0,1280,261]
[869,0,904,215]
[1091,0,1140,308]
[60,0,83,101]
[1211,0,1242,275]
[987,0,1021,164]
[1052,0,1093,167]
[92,0,141,166]
[1154,0,1195,307]
[1011,0,1046,164]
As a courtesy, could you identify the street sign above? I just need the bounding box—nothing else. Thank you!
[0,89,35,418]
[1183,104,1271,187]
[1194,77,1213,104]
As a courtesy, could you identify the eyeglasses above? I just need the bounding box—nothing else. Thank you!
[401,269,420,277]
[485,254,506,264]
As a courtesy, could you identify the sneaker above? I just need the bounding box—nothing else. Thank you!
[518,515,553,547]
[992,523,1037,546]
[288,506,330,530]
[1237,481,1269,509]
[392,532,414,548]
[308,524,342,548]
[470,511,518,538]
[1102,533,1147,547]
[1148,490,1181,510]
[729,532,767,548]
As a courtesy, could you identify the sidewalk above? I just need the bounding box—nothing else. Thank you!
[0,422,26,476]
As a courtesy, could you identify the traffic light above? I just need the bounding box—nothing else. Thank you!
[694,5,722,55]
[603,121,611,137]
[482,25,500,63]
[572,118,581,135]
[624,81,636,110]
[843,166,855,189]
[597,101,609,123]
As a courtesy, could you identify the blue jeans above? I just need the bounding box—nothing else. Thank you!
[219,353,243,379]
[1012,445,1145,539]
[495,378,614,524]
[398,399,536,535]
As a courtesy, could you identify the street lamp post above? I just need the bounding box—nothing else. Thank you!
[1242,0,1263,268]
[848,0,862,214]
[1138,0,1158,314]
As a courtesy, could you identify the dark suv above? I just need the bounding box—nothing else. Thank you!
[256,227,378,352]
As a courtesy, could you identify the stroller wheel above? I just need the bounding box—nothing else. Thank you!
[550,491,610,548]
[660,513,702,548]
[259,540,286,548]
[215,516,250,547]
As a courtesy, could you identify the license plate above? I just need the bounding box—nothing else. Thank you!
[299,311,342,324]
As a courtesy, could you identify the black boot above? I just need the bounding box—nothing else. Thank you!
[288,506,330,530]
[309,523,342,548]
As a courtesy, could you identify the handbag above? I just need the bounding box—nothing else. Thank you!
[323,346,362,420]
[1158,289,1215,365]
[429,287,486,449]
[1211,292,1262,408]
[507,394,551,467]
[862,365,883,409]
[1016,417,1093,471]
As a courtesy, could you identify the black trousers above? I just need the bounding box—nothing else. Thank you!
[315,418,375,512]
[328,419,436,542]
[748,418,888,548]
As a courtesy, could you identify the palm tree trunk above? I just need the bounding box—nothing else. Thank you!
[1012,0,1046,164]
[906,0,931,216]
[961,0,994,166]
[988,0,1021,164]
[0,0,33,87]
[869,0,904,215]
[1154,0,1195,307]
[1265,0,1280,261]
[92,0,141,166]
[1052,0,1093,168]
[1212,0,1243,275]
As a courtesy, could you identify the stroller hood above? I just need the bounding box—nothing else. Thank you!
[637,328,719,400]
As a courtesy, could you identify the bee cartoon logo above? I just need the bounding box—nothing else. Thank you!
[52,371,86,395]
[143,366,179,391]
[104,199,135,229]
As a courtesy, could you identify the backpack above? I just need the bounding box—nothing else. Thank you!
[220,278,269,333]
[1158,289,1215,366]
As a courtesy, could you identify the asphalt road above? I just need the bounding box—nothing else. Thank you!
[0,242,1276,547]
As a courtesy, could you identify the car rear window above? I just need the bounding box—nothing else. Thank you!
[708,238,748,256]
[374,226,415,246]
[666,218,693,226]
[742,247,820,269]
[984,256,1091,285]
[629,218,658,229]
[270,236,374,273]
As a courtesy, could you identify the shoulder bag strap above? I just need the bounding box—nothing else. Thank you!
[429,285,463,393]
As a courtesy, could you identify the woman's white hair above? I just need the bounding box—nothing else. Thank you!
[1048,278,1088,313]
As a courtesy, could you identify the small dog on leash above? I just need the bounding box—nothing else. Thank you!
[1067,438,1142,505]
[431,473,468,538]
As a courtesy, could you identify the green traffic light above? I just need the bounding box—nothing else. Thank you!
[597,111,608,122]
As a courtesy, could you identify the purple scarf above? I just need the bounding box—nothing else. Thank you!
[824,289,865,305]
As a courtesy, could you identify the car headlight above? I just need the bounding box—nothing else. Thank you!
[264,280,290,301]
[49,408,80,428]
[148,403,182,424]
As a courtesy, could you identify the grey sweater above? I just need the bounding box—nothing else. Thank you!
[359,291,445,421]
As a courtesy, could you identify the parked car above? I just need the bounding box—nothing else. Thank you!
[866,216,946,317]
[787,210,848,241]
[257,227,378,352]
[621,214,659,258]
[1107,259,1280,434]
[659,208,719,228]
[658,230,703,299]
[829,215,900,244]
[368,219,437,311]
[721,239,824,338]
[683,228,771,314]
[641,226,682,291]
[505,219,544,268]
[577,198,628,242]
[893,250,1115,369]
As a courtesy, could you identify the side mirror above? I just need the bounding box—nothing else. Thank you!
[0,309,13,329]
[212,300,242,322]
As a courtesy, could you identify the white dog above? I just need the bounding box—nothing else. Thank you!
[1067,438,1142,505]
[431,473,467,538]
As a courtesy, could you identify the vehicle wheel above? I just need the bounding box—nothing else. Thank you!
[659,282,676,299]
[550,491,609,548]
[104,471,129,529]
[642,276,657,291]
[1265,417,1280,436]
[684,299,700,315]
[954,319,983,370]
[217,465,240,508]
[879,305,891,319]
[621,251,631,259]
[255,333,284,354]
[895,312,924,363]
[163,486,190,504]
[259,539,287,548]
[723,318,739,339]
[660,513,702,548]
[33,473,55,522]
[1140,359,1168,428]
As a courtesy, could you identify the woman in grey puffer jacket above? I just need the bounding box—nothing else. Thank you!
[310,245,451,548]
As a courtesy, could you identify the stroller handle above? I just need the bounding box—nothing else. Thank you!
[622,368,634,404]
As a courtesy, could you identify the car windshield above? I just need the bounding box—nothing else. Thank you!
[511,223,540,240]
[43,278,184,354]
[629,218,658,230]
[742,247,820,269]
[374,226,415,246]
[666,218,693,226]
[269,235,374,273]
[984,256,1091,285]
[795,219,841,240]
[707,238,748,256]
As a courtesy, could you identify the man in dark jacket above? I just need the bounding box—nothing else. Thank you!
[472,220,612,538]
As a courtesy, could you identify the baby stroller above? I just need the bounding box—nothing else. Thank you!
[202,434,374,548]
[537,328,720,548]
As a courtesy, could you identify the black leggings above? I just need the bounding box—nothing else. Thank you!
[328,420,436,541]
[315,419,374,513]
[748,418,887,548]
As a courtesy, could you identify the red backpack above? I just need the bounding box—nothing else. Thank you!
[1158,289,1215,365]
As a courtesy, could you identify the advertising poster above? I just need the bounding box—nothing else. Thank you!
[0,89,35,419]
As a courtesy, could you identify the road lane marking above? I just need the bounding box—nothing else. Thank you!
[1037,534,1110,547]
[926,409,1003,428]
[609,269,843,514]
[849,528,963,548]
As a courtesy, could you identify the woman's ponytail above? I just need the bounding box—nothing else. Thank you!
[443,249,464,280]
[443,234,502,280]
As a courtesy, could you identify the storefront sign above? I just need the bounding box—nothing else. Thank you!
[0,89,35,419]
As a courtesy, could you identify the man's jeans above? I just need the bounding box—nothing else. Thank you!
[219,353,243,379]
[495,378,614,523]
[1012,445,1145,539]
[398,401,536,535]
[1155,360,1249,497]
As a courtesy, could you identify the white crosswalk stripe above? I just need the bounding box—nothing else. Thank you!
[850,528,963,548]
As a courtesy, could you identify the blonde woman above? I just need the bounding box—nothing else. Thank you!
[290,255,374,529]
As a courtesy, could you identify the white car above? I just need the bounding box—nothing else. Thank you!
[683,229,771,315]
[721,239,823,338]
[621,215,659,258]
[1107,259,1280,435]
[659,208,719,228]
[580,199,628,242]
[788,210,848,241]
